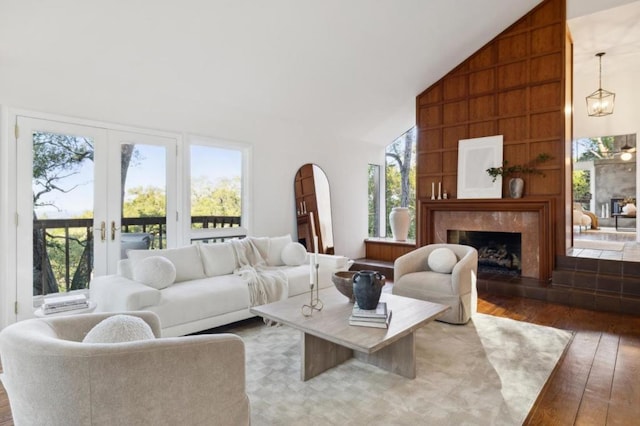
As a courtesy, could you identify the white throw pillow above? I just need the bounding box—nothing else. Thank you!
[266,234,293,266]
[198,242,237,277]
[83,315,155,344]
[281,242,308,266]
[128,245,205,283]
[428,247,458,274]
[132,256,176,289]
[248,237,270,260]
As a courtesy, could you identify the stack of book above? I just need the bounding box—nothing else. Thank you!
[348,302,392,328]
[42,294,89,315]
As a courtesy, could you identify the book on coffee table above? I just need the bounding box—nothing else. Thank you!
[349,302,392,328]
[352,302,388,319]
[349,310,392,328]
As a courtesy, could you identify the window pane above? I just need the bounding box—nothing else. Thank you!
[385,127,416,239]
[190,145,242,234]
[368,164,380,237]
[32,131,94,295]
[121,143,167,252]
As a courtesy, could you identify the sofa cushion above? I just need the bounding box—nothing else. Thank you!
[266,235,293,266]
[83,315,155,343]
[247,237,270,261]
[281,242,307,266]
[198,242,237,277]
[128,245,205,283]
[427,248,458,274]
[148,275,251,328]
[285,264,333,297]
[132,256,176,289]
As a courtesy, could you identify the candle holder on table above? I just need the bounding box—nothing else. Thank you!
[302,263,323,316]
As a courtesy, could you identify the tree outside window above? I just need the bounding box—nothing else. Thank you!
[385,127,416,240]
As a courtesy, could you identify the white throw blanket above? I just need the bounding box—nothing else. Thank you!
[231,238,288,308]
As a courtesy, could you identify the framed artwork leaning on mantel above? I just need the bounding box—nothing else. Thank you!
[457,135,503,199]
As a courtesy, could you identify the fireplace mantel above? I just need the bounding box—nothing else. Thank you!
[419,198,555,280]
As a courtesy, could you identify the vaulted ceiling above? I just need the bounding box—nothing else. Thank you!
[0,0,637,146]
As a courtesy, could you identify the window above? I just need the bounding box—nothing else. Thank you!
[368,164,381,238]
[385,127,416,239]
[186,139,249,243]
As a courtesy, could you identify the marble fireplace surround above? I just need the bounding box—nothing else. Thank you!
[420,199,554,280]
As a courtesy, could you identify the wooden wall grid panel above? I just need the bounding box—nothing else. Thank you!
[414,0,568,277]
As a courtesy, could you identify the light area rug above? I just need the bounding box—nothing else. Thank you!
[574,239,625,251]
[232,313,572,426]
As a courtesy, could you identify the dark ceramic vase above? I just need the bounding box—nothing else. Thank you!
[352,270,384,310]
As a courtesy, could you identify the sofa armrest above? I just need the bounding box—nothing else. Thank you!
[393,245,432,282]
[87,333,250,425]
[90,275,161,311]
[316,253,352,271]
[450,248,478,295]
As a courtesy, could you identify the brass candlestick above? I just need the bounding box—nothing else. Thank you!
[302,263,323,316]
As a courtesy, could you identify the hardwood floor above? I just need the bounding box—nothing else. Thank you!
[478,292,640,426]
[1,292,638,425]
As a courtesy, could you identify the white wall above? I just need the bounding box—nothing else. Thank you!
[573,66,640,139]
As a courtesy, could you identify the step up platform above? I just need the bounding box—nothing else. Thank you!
[350,258,395,281]
[549,255,640,315]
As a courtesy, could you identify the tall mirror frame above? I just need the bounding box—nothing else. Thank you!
[294,164,334,254]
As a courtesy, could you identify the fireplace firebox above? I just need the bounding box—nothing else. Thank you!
[448,230,522,276]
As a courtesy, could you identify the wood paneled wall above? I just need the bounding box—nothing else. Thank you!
[415,0,570,260]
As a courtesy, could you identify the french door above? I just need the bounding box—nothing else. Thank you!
[16,116,177,320]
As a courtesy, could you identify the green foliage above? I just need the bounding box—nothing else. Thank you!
[191,176,241,217]
[574,136,614,161]
[572,170,590,203]
[32,132,93,207]
[368,164,380,237]
[486,153,552,182]
[123,186,166,217]
[44,227,89,293]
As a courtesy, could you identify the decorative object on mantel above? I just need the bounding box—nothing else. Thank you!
[389,206,410,240]
[352,270,385,310]
[586,52,615,117]
[485,153,552,199]
[457,135,504,199]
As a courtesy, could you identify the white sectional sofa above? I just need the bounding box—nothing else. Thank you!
[90,235,350,337]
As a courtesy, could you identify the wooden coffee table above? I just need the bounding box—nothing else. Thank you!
[250,287,450,381]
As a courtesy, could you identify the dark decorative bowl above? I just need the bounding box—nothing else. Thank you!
[331,271,356,303]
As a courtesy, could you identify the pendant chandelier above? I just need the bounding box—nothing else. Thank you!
[586,52,615,117]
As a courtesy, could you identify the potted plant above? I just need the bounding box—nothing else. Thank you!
[486,153,552,198]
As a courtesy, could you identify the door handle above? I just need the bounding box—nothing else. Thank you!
[111,221,120,241]
[95,221,106,241]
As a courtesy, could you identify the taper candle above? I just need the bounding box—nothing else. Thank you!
[309,256,314,285]
[313,235,318,260]
[431,182,435,199]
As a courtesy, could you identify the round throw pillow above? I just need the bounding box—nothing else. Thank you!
[132,256,176,289]
[281,242,308,266]
[427,247,458,274]
[83,315,155,344]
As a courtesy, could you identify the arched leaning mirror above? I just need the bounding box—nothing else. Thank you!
[294,164,334,254]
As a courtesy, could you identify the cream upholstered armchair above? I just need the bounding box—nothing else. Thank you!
[0,311,250,426]
[572,202,592,232]
[392,244,478,324]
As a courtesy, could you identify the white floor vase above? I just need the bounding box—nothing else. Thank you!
[389,207,410,241]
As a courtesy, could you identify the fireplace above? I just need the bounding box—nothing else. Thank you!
[448,230,522,276]
[420,198,553,280]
